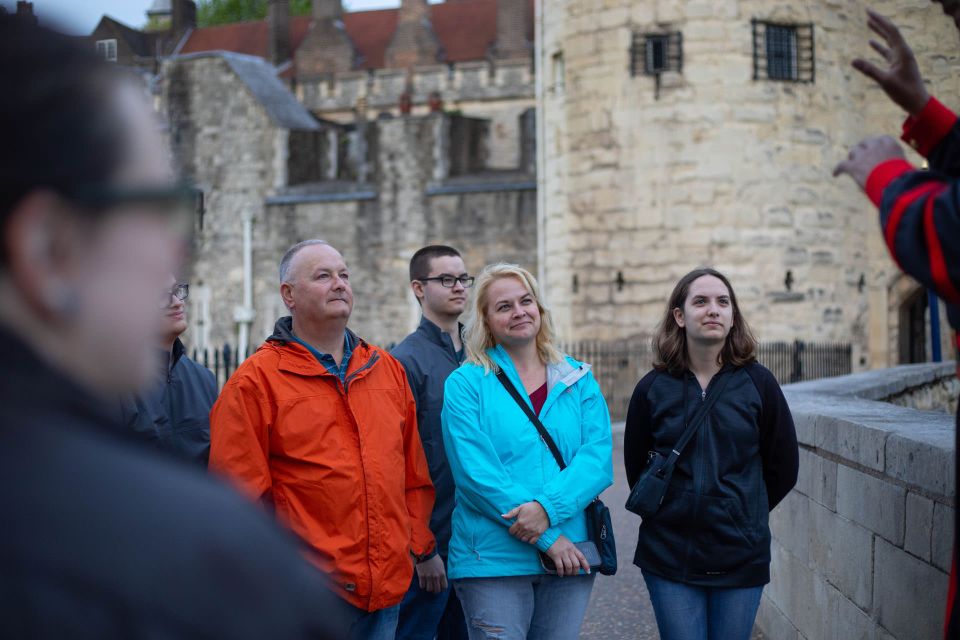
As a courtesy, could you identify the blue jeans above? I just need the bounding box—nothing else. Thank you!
[397,568,469,640]
[345,602,400,640]
[453,574,595,640]
[642,571,763,640]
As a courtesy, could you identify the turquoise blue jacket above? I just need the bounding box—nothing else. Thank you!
[441,346,614,579]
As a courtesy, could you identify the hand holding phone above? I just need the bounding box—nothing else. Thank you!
[539,536,596,576]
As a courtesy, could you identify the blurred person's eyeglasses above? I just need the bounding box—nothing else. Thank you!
[419,275,475,288]
[57,183,203,234]
[160,283,189,308]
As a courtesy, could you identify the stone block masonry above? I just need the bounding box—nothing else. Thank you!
[161,53,538,350]
[757,363,955,640]
[539,0,960,367]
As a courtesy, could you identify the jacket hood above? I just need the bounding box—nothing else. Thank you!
[267,316,362,348]
[488,345,591,393]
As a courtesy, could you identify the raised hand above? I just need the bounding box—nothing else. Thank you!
[851,8,930,116]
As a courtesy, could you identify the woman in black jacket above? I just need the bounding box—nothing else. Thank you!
[624,268,798,640]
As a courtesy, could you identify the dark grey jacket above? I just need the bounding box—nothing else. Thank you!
[391,317,464,557]
[121,338,216,466]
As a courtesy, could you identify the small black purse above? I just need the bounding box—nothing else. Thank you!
[625,372,731,518]
[496,369,617,576]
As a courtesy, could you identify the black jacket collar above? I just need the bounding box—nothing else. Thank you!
[0,323,121,431]
[415,316,464,351]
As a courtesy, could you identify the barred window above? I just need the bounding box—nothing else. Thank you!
[752,20,814,83]
[630,31,683,77]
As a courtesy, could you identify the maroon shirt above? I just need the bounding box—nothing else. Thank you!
[529,383,547,416]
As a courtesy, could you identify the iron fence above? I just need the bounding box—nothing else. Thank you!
[193,338,852,421]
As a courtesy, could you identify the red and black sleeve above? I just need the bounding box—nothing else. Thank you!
[866,161,960,305]
[902,96,960,174]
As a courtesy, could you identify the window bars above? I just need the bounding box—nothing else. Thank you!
[752,19,814,83]
[630,31,683,77]
[630,31,683,99]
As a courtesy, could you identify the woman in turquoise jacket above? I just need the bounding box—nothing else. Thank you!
[441,263,614,640]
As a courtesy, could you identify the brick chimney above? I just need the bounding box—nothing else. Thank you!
[384,0,443,69]
[171,0,197,34]
[295,0,356,77]
[493,0,529,61]
[312,0,341,20]
[15,1,37,24]
[267,0,291,65]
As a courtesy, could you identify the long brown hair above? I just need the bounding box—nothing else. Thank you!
[652,268,758,375]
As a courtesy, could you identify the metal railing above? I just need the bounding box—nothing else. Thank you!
[194,338,852,421]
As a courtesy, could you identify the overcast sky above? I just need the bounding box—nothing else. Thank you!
[0,0,424,33]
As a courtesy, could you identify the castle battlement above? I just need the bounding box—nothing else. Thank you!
[297,58,534,113]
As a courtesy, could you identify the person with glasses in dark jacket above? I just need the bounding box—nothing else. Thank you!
[392,245,473,640]
[624,268,799,640]
[0,14,345,639]
[121,277,218,466]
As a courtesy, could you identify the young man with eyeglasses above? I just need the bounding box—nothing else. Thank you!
[120,276,217,466]
[392,245,473,640]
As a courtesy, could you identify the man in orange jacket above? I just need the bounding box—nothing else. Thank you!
[209,239,436,639]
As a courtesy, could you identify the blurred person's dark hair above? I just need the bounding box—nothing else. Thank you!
[0,14,127,265]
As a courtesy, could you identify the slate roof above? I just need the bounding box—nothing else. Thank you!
[172,51,320,130]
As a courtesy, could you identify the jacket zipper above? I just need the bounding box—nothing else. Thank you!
[343,352,379,393]
[339,349,380,608]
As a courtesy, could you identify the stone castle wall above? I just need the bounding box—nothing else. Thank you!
[539,0,960,368]
[761,364,956,639]
[162,54,537,351]
[298,59,535,171]
[162,55,289,352]
[251,116,538,348]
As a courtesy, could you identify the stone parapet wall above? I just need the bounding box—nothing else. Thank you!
[298,59,534,114]
[758,363,956,639]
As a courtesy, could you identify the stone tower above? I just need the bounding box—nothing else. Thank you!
[537,0,960,368]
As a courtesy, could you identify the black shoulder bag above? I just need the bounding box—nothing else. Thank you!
[496,369,617,576]
[625,372,732,519]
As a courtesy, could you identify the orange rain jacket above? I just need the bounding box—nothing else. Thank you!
[209,318,436,612]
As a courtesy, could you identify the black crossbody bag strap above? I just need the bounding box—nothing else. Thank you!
[660,371,733,469]
[496,369,567,471]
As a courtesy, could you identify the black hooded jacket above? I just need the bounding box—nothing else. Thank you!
[0,326,348,639]
[624,363,799,587]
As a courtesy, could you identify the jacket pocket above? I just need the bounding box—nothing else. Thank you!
[689,494,760,575]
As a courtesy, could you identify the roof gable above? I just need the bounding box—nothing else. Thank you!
[172,51,320,130]
[179,0,533,72]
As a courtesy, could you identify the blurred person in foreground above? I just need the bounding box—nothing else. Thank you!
[121,277,217,466]
[833,5,960,638]
[0,14,345,639]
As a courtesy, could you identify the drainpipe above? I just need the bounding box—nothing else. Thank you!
[534,0,546,294]
[929,290,942,362]
[234,213,256,362]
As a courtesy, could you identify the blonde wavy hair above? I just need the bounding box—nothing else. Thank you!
[464,263,564,372]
